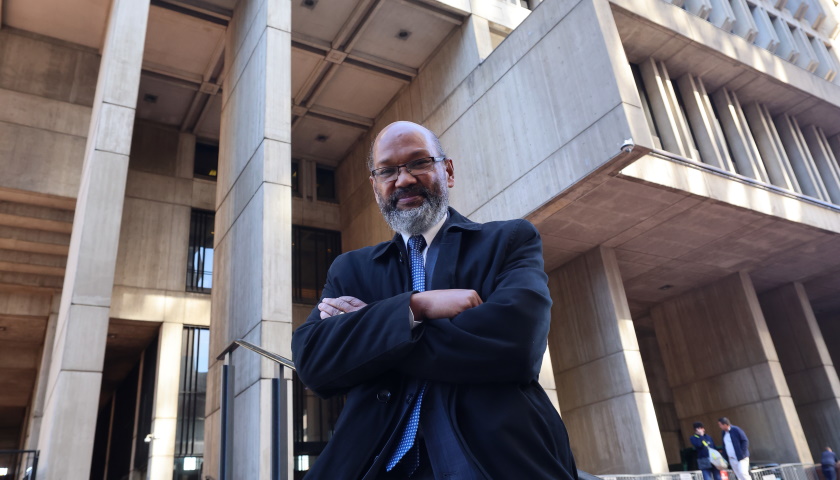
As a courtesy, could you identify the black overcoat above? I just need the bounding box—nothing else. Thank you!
[292,208,578,480]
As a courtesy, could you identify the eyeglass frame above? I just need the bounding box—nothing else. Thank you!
[369,156,447,183]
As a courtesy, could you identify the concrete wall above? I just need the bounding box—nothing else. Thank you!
[759,283,840,463]
[336,0,650,251]
[0,29,98,198]
[650,272,812,463]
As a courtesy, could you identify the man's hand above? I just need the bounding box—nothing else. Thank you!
[319,296,367,319]
[409,289,482,321]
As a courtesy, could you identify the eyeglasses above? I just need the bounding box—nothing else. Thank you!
[370,156,446,183]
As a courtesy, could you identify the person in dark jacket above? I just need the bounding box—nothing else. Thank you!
[292,121,578,480]
[718,417,750,480]
[691,422,722,480]
[822,446,838,480]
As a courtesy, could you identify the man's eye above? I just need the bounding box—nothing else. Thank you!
[410,159,432,168]
[377,168,397,177]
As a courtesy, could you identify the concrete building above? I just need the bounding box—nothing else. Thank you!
[1,0,840,478]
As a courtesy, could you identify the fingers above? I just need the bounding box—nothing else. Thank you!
[318,296,368,318]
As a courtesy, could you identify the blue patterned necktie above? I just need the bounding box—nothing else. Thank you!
[386,234,427,474]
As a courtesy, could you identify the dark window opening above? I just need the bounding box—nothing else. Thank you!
[194,142,219,180]
[292,226,340,303]
[175,326,208,479]
[187,210,214,293]
[293,372,345,475]
[316,165,337,203]
[292,161,301,197]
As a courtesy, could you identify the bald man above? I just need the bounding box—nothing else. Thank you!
[292,122,578,480]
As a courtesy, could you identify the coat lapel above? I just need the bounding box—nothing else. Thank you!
[431,228,461,289]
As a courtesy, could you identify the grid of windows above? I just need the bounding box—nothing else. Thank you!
[187,210,214,293]
[292,226,341,303]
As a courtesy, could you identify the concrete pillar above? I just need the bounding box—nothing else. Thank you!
[147,322,183,479]
[205,0,293,478]
[35,0,149,478]
[548,246,668,474]
[759,283,840,462]
[636,320,684,468]
[23,295,59,450]
[817,313,840,371]
[650,272,811,464]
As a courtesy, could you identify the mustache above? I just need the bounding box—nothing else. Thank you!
[388,186,430,207]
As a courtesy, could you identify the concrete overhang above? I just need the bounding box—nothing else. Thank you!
[527,145,840,319]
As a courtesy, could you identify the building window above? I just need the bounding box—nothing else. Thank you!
[293,372,345,474]
[194,142,219,180]
[175,326,209,479]
[187,210,214,293]
[316,165,337,202]
[292,226,340,303]
[292,161,301,197]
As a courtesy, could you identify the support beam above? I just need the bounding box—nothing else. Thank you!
[35,0,150,478]
[548,247,668,474]
[650,272,812,464]
[759,283,840,462]
[205,0,293,478]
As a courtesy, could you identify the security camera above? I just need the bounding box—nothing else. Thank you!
[144,433,155,443]
[621,139,635,154]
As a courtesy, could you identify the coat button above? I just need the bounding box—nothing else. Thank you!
[376,389,391,403]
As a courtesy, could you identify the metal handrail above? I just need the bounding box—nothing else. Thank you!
[217,339,293,480]
[217,339,295,370]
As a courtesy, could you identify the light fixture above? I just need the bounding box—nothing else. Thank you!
[143,94,158,104]
[658,284,673,291]
[315,134,329,142]
[0,467,9,476]
[301,0,317,9]
[184,457,198,471]
[396,30,412,40]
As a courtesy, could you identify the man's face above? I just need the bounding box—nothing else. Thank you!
[369,123,454,235]
[696,427,705,435]
[718,422,729,431]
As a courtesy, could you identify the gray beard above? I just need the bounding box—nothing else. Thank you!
[378,185,449,236]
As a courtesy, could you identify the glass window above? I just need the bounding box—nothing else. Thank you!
[292,226,340,303]
[187,210,214,293]
[194,142,219,180]
[292,161,301,197]
[293,372,345,475]
[316,165,337,203]
[175,326,209,480]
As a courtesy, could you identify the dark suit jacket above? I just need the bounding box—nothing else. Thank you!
[722,426,749,461]
[291,208,578,480]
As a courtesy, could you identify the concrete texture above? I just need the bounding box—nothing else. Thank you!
[548,246,668,474]
[650,272,812,464]
[759,283,840,463]
[35,1,150,478]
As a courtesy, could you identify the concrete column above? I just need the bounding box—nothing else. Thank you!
[548,246,668,474]
[205,0,293,478]
[817,313,840,371]
[759,283,840,462]
[650,272,811,464]
[35,0,149,478]
[147,323,183,480]
[23,295,59,450]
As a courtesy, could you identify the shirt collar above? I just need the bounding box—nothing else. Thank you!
[400,212,448,250]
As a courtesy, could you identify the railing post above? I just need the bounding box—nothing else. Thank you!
[220,355,234,480]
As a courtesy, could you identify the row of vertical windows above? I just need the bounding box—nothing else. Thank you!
[632,59,840,205]
[291,160,338,203]
[665,0,840,84]
[175,326,208,479]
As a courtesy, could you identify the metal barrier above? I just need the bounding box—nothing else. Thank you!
[0,450,38,480]
[602,471,704,480]
[216,339,295,480]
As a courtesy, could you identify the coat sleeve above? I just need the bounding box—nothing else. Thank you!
[737,428,749,458]
[396,220,552,384]
[291,254,419,398]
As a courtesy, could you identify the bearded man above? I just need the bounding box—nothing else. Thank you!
[292,121,578,480]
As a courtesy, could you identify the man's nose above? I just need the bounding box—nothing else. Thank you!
[394,166,417,187]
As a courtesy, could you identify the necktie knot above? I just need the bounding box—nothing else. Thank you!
[408,234,426,252]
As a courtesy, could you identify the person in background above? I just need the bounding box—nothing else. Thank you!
[718,417,749,480]
[690,422,722,480]
[822,446,838,480]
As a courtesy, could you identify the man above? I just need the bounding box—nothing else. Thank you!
[690,422,722,480]
[822,446,838,480]
[292,121,578,479]
[718,417,749,480]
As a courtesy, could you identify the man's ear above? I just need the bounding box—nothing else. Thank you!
[445,159,455,188]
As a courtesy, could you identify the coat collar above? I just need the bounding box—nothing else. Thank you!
[371,207,480,261]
